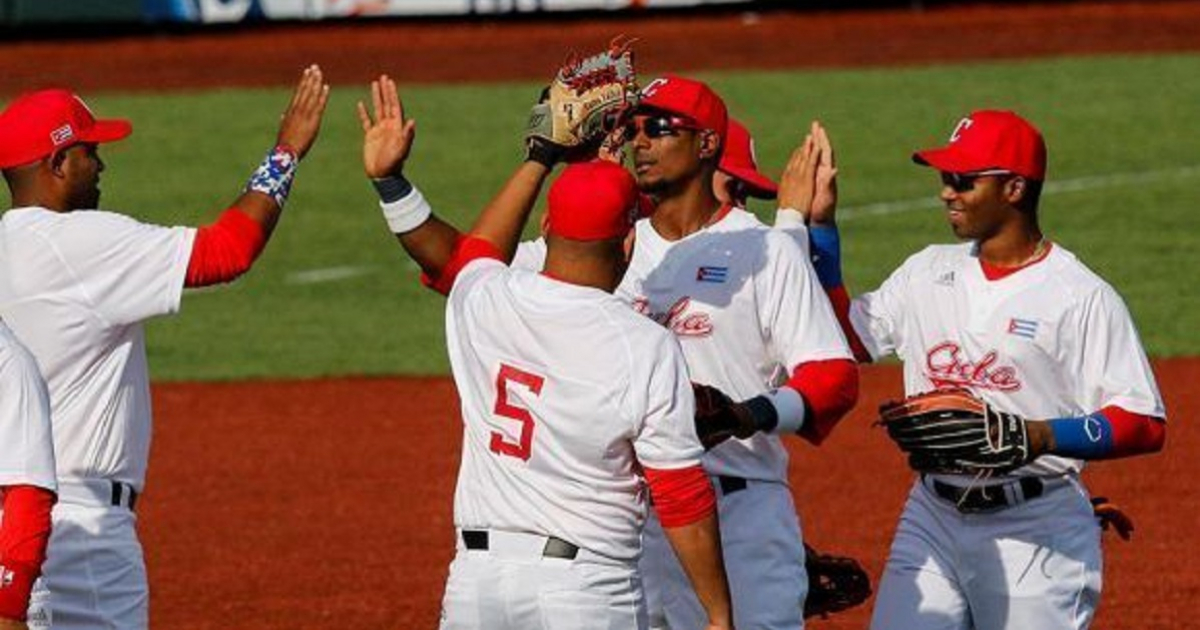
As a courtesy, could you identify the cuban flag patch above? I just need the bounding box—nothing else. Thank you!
[1007,318,1039,339]
[696,266,728,283]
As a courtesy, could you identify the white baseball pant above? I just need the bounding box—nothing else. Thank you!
[439,528,645,630]
[642,476,808,630]
[869,475,1102,630]
[26,479,146,630]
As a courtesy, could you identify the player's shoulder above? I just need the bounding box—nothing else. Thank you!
[0,322,40,382]
[1040,243,1123,303]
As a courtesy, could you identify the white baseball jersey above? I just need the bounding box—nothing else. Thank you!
[850,242,1165,478]
[0,319,56,492]
[617,208,852,482]
[0,207,195,490]
[446,256,702,562]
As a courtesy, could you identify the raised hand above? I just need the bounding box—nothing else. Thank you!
[810,121,839,226]
[357,75,417,179]
[276,64,330,160]
[777,129,819,220]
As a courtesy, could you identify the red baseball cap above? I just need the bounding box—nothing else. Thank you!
[546,161,640,241]
[0,89,131,169]
[719,119,778,199]
[913,110,1046,180]
[638,75,728,141]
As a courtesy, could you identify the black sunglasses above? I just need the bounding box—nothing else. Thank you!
[941,169,1014,193]
[623,115,701,141]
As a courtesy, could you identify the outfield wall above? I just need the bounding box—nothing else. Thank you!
[2,0,1173,27]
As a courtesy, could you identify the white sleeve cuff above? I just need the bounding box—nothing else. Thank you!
[774,208,808,228]
[380,186,432,234]
[766,386,807,434]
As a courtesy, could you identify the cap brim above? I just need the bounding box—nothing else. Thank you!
[912,147,991,174]
[79,119,132,144]
[721,165,778,200]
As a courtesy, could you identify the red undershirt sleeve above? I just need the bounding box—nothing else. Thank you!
[185,208,267,288]
[1100,405,1166,457]
[785,358,859,445]
[421,236,504,296]
[0,485,55,622]
[643,465,716,528]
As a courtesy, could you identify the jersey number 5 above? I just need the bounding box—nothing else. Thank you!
[491,364,545,461]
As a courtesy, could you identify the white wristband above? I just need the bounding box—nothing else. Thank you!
[774,207,808,228]
[765,386,807,434]
[380,186,432,234]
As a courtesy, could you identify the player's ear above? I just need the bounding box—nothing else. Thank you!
[1005,176,1027,204]
[697,130,720,160]
[48,149,70,178]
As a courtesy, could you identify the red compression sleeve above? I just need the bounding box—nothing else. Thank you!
[787,358,859,445]
[421,235,504,296]
[1102,405,1166,457]
[0,486,55,621]
[184,208,267,288]
[644,465,716,528]
[825,285,873,363]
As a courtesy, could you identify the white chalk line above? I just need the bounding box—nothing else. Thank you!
[279,164,1198,285]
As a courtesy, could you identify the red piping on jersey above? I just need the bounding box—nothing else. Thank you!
[979,242,1054,281]
[786,359,859,445]
[184,208,267,287]
[1101,405,1166,457]
[703,202,735,228]
[825,285,873,363]
[421,235,504,296]
[644,464,716,528]
[0,485,55,621]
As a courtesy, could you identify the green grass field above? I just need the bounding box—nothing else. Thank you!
[6,53,1198,380]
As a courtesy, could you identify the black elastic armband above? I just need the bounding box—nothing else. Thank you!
[743,395,780,433]
[371,175,414,204]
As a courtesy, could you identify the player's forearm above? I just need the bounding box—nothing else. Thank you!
[0,485,55,623]
[1039,406,1166,460]
[662,513,734,629]
[468,161,550,262]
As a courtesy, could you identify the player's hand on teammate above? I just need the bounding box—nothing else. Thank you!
[276,64,330,160]
[357,74,418,179]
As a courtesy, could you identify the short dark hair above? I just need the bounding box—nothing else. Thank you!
[1015,178,1043,215]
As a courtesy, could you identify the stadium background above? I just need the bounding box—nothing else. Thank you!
[2,1,1198,627]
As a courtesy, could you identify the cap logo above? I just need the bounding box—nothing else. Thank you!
[949,117,973,143]
[641,78,669,98]
[50,124,75,146]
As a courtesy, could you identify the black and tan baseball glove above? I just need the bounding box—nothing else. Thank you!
[877,388,1033,477]
[524,37,638,166]
[804,543,872,619]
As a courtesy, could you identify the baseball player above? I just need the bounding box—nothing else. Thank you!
[623,76,858,630]
[790,111,1167,629]
[356,76,734,630]
[0,320,56,630]
[0,66,329,629]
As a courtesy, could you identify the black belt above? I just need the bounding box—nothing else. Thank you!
[717,475,747,495]
[929,477,1044,513]
[461,530,580,560]
[111,481,138,511]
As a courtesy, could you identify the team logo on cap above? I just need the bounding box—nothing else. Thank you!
[641,78,669,98]
[50,124,75,146]
[949,117,973,143]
